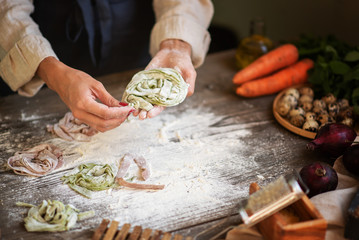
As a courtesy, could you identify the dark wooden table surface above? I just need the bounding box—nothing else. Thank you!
[0,50,324,240]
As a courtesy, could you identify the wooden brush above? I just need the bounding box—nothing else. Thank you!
[195,171,309,240]
[92,219,193,240]
[227,181,327,240]
[237,173,306,228]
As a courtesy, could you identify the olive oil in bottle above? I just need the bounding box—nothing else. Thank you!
[235,17,273,69]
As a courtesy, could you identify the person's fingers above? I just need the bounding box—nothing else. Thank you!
[72,109,131,132]
[71,98,133,128]
[139,110,147,120]
[147,106,166,118]
[132,109,140,117]
[91,81,121,107]
[186,75,196,97]
[80,98,134,120]
[119,102,129,107]
[185,81,194,97]
[177,66,196,97]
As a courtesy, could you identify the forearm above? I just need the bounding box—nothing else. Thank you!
[150,0,214,68]
[0,0,57,96]
[36,57,67,92]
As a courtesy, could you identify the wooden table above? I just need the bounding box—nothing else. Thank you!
[0,50,324,240]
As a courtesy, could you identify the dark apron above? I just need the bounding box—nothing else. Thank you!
[0,0,155,96]
[32,0,155,75]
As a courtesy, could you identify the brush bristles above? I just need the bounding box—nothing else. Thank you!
[245,176,291,214]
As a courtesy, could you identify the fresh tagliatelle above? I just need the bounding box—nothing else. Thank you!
[7,143,63,177]
[62,155,164,198]
[16,200,94,232]
[61,163,118,199]
[122,68,189,111]
[116,153,165,190]
[47,112,98,142]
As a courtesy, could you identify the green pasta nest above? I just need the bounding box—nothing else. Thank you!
[16,200,94,232]
[61,163,117,198]
[122,68,189,111]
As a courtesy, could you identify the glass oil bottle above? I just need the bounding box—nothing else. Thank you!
[235,17,274,70]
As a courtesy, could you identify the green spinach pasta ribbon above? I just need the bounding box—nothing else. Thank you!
[61,163,117,198]
[122,68,189,111]
[16,200,94,232]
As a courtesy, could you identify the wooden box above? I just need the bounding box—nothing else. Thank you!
[256,194,327,240]
[226,183,327,240]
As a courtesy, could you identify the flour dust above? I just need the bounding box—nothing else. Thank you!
[46,107,254,227]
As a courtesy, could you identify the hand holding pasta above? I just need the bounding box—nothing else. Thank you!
[122,68,189,111]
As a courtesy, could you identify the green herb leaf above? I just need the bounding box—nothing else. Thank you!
[351,68,359,80]
[352,87,359,114]
[344,51,359,62]
[352,87,359,99]
[325,45,339,59]
[292,34,359,111]
[329,61,351,75]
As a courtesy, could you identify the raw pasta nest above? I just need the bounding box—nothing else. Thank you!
[122,68,189,111]
[61,163,117,199]
[7,143,63,177]
[16,200,94,232]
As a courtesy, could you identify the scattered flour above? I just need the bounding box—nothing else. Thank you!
[20,110,41,121]
[44,107,255,228]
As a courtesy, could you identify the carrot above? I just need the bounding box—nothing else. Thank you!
[236,58,314,98]
[232,44,299,85]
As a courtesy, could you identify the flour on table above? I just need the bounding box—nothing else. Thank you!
[20,112,40,122]
[46,107,254,227]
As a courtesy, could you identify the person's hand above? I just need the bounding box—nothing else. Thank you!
[36,57,134,132]
[133,39,196,120]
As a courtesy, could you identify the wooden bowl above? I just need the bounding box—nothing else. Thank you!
[273,85,316,139]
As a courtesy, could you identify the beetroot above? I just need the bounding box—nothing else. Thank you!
[343,144,359,176]
[299,162,338,198]
[307,123,357,159]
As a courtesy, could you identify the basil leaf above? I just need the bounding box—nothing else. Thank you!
[293,34,359,107]
[352,87,359,99]
[352,87,359,114]
[343,71,353,82]
[325,45,339,58]
[351,68,359,80]
[329,61,351,75]
[344,51,359,62]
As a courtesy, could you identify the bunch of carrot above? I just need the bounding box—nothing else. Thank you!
[233,44,314,98]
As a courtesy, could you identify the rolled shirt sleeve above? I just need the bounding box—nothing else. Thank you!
[150,0,214,68]
[0,0,57,97]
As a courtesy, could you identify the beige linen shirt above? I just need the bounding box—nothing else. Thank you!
[0,0,213,97]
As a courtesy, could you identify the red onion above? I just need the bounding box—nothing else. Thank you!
[306,123,357,159]
[343,144,359,176]
[299,162,338,198]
